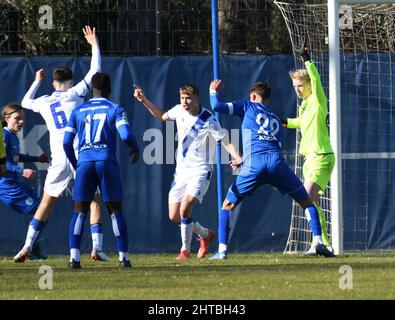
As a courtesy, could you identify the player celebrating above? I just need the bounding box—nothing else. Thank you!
[0,104,49,259]
[64,72,139,269]
[209,80,335,259]
[14,26,108,262]
[282,44,335,255]
[133,84,241,259]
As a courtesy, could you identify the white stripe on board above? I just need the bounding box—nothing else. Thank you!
[342,152,395,160]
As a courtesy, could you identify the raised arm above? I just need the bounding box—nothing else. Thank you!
[209,80,246,117]
[133,84,169,121]
[296,43,326,104]
[70,26,101,97]
[21,69,44,111]
[209,79,233,114]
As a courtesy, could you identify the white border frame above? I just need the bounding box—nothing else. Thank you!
[328,0,394,255]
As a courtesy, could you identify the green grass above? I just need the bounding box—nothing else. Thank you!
[1,252,394,300]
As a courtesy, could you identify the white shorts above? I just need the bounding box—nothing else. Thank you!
[44,157,74,197]
[168,169,212,204]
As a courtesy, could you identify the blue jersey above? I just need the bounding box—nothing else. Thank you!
[210,93,282,156]
[64,97,138,167]
[1,127,39,181]
[0,127,40,215]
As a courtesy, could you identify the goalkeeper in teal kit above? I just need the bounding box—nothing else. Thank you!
[283,45,335,255]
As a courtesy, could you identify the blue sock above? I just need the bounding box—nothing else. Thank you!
[218,209,230,245]
[69,212,87,249]
[111,212,129,253]
[305,205,322,236]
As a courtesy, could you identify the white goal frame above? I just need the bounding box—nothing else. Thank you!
[329,0,394,255]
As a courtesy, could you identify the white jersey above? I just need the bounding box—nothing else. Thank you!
[21,45,101,162]
[166,104,227,171]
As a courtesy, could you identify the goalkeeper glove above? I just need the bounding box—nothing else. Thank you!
[294,40,311,63]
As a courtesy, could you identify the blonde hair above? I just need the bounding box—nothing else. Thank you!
[179,84,199,97]
[289,69,310,84]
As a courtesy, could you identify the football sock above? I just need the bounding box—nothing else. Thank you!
[192,219,208,238]
[24,218,46,251]
[70,248,80,262]
[90,223,103,252]
[69,212,87,253]
[218,209,230,249]
[305,205,322,242]
[315,202,330,246]
[111,212,129,255]
[180,217,194,252]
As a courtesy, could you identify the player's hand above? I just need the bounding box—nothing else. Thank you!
[281,118,288,128]
[294,39,311,63]
[229,159,242,170]
[130,149,140,165]
[133,84,145,102]
[35,69,45,82]
[209,79,222,92]
[83,26,98,46]
[37,153,49,163]
[22,169,36,180]
[0,163,6,177]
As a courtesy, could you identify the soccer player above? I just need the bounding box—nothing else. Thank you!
[13,26,108,262]
[63,72,139,269]
[209,79,335,259]
[133,84,241,259]
[282,45,335,255]
[0,104,49,259]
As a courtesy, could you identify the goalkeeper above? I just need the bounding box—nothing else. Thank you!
[282,44,335,255]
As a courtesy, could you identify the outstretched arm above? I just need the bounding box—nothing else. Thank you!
[209,80,233,114]
[18,153,49,163]
[220,135,242,163]
[21,69,44,111]
[295,42,326,103]
[70,26,101,97]
[133,84,169,121]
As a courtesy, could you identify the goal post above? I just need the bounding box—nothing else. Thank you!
[275,0,395,255]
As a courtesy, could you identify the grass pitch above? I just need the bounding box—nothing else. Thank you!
[0,252,394,300]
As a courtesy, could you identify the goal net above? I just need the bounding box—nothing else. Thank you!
[275,1,395,253]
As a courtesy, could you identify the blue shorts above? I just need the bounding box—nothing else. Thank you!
[226,153,307,205]
[73,160,123,202]
[0,178,39,215]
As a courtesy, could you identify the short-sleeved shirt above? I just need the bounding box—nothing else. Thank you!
[166,104,226,171]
